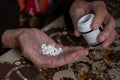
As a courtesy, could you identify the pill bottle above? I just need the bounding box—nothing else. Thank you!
[77,14,102,46]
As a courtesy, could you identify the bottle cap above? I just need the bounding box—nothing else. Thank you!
[77,14,94,32]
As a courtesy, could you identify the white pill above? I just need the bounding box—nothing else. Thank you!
[40,43,63,56]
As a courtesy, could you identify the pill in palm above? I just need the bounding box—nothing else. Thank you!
[40,43,63,56]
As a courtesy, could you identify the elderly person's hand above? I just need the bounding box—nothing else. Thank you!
[2,28,88,68]
[70,0,116,48]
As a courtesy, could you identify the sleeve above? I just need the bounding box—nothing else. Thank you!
[0,0,20,48]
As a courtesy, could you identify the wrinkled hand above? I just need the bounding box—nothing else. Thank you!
[70,0,116,48]
[17,28,88,68]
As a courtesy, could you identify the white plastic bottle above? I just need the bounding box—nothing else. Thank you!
[77,14,102,46]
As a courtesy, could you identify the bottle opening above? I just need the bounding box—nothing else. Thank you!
[77,14,94,32]
[81,14,91,24]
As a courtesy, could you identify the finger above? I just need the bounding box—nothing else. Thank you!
[97,16,116,42]
[101,30,116,48]
[70,8,86,37]
[50,47,88,68]
[91,2,106,29]
[72,14,84,37]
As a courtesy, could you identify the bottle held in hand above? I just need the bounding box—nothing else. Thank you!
[77,14,103,46]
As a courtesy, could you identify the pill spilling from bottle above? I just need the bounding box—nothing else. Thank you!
[40,43,63,56]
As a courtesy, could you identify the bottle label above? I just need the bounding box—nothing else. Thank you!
[82,29,100,45]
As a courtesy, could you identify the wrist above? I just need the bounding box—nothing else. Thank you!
[2,28,26,48]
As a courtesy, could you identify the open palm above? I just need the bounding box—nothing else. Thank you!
[18,28,88,68]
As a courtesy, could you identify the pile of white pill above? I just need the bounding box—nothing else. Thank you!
[40,43,63,56]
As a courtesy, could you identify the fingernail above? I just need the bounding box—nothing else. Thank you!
[103,42,109,48]
[92,23,99,30]
[82,49,89,55]
[85,50,89,55]
[75,31,80,37]
[100,36,105,42]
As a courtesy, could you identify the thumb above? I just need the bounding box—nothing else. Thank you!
[72,18,82,37]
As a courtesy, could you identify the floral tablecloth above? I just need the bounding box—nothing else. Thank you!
[0,15,120,80]
[0,0,120,79]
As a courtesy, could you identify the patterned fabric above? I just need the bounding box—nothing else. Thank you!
[0,0,120,79]
[18,0,54,15]
[18,0,65,28]
[104,0,120,19]
[0,22,120,80]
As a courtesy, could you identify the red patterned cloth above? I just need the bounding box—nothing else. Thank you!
[18,0,55,15]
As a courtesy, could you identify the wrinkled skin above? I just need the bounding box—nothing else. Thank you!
[18,28,88,68]
[2,0,116,69]
[2,28,88,69]
[70,0,116,48]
